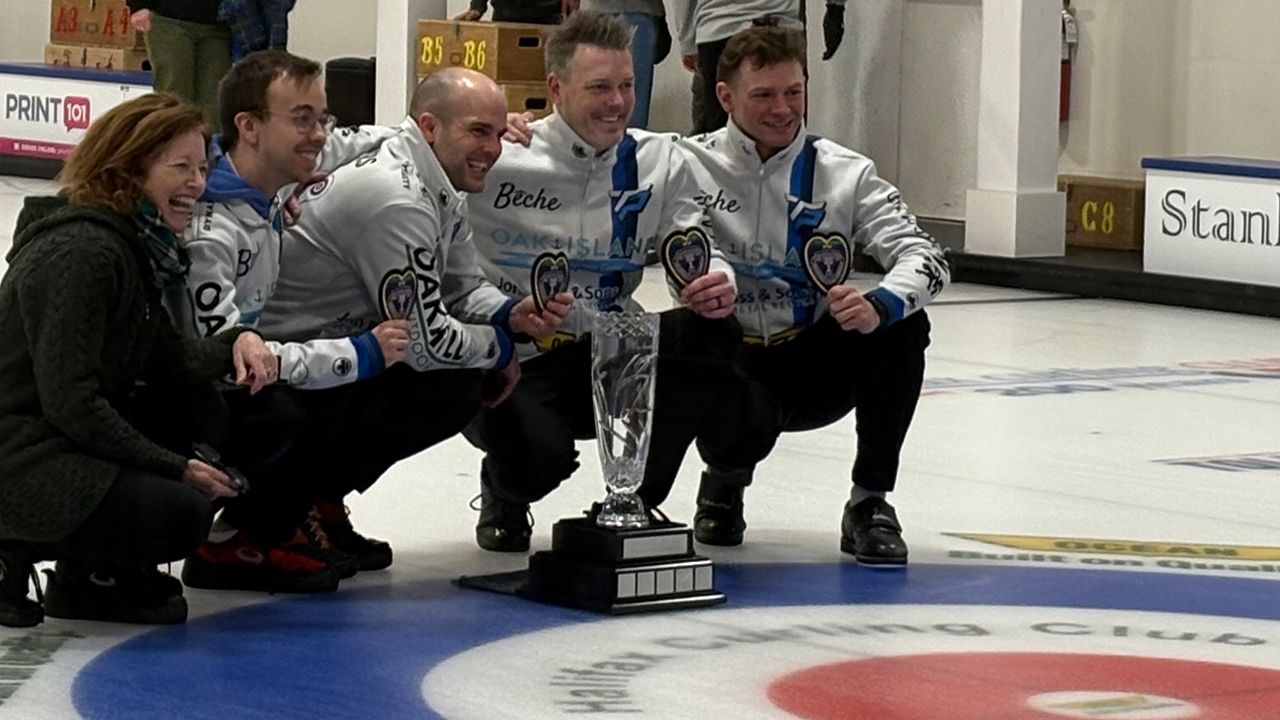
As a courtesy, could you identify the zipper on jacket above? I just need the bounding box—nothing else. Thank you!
[752,167,769,345]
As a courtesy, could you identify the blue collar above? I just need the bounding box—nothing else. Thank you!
[202,136,277,224]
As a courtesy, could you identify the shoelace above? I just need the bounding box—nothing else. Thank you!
[29,565,43,604]
[468,494,536,529]
[305,508,337,551]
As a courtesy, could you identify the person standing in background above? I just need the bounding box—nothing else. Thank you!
[128,0,231,129]
[456,0,579,24]
[673,0,847,133]
[584,0,668,128]
[219,0,298,61]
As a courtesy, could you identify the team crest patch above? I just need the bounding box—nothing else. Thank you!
[380,268,418,320]
[802,234,852,294]
[660,228,711,288]
[530,251,570,314]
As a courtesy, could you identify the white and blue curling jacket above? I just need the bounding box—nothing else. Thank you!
[257,118,516,377]
[679,120,949,346]
[171,125,398,389]
[467,111,733,358]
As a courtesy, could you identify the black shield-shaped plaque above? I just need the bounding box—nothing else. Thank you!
[802,234,852,295]
[530,251,571,314]
[660,228,711,288]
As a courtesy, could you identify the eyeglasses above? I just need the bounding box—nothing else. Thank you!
[259,110,337,134]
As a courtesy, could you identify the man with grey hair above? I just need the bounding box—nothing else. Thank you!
[463,10,767,553]
[251,68,571,570]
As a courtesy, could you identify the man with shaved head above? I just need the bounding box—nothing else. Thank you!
[248,68,570,574]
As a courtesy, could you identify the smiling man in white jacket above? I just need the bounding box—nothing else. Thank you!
[678,27,949,565]
[257,66,570,562]
[172,51,411,596]
[463,11,768,553]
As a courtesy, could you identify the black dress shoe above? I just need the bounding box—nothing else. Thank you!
[693,474,746,546]
[840,497,908,566]
[475,486,532,553]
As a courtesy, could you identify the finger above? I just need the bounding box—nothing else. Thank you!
[681,274,715,294]
[525,317,552,337]
[209,468,237,490]
[544,300,572,318]
[684,284,725,306]
[250,355,275,385]
[233,351,248,385]
[198,470,239,499]
[209,482,239,500]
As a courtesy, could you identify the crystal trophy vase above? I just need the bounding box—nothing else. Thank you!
[591,311,660,529]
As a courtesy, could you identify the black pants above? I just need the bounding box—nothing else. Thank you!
[30,470,214,568]
[694,38,731,134]
[126,382,304,478]
[465,309,765,508]
[714,311,932,493]
[222,365,483,545]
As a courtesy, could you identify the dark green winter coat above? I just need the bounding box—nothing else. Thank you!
[0,196,244,543]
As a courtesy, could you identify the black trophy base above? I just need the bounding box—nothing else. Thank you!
[500,516,725,615]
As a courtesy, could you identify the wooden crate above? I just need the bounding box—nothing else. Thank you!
[84,45,149,71]
[1058,175,1145,251]
[44,43,87,67]
[50,0,145,50]
[417,20,550,83]
[502,81,550,118]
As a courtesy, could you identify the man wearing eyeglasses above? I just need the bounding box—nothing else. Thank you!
[173,50,407,595]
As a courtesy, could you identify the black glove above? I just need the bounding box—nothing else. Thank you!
[653,14,673,65]
[822,3,846,61]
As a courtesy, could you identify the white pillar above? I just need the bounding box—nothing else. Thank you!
[964,0,1065,257]
[376,0,447,125]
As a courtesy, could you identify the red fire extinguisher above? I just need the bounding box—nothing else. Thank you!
[1061,0,1078,122]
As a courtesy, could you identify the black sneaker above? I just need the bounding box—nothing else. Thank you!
[295,508,360,578]
[313,501,392,572]
[693,472,747,546]
[840,497,908,566]
[181,532,341,594]
[0,546,42,628]
[43,562,187,625]
[473,485,532,553]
